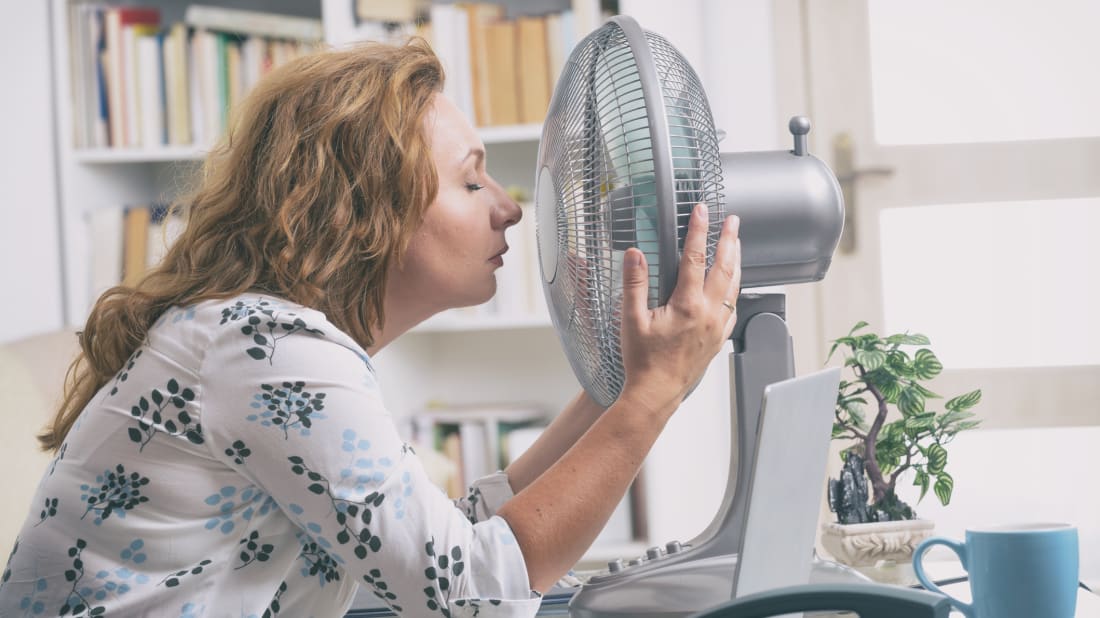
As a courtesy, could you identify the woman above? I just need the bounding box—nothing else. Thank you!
[0,39,741,617]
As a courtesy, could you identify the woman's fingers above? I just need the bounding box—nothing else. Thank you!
[705,214,742,306]
[620,247,650,332]
[668,203,710,308]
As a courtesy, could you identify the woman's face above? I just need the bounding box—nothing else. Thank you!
[391,93,522,313]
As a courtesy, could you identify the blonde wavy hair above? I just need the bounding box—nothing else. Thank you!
[40,38,444,452]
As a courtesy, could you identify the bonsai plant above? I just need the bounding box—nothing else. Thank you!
[826,322,982,524]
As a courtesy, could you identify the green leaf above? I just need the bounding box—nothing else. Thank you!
[927,443,948,475]
[246,347,267,360]
[826,341,841,363]
[886,333,931,346]
[855,349,887,371]
[848,321,869,336]
[831,422,848,439]
[128,428,143,443]
[909,382,942,399]
[912,349,943,380]
[898,388,926,417]
[886,350,914,377]
[913,469,930,501]
[904,413,936,434]
[945,389,982,412]
[933,472,954,506]
[952,420,983,433]
[857,334,882,350]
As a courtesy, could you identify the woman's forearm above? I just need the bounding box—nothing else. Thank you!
[496,391,674,593]
[503,390,604,493]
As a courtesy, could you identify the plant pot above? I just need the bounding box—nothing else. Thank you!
[820,519,935,585]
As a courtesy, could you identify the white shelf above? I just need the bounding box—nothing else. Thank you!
[478,123,542,144]
[69,122,540,164]
[411,311,552,334]
[74,145,210,164]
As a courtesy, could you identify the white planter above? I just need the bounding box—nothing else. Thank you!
[820,519,935,585]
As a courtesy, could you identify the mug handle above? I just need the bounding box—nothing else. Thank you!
[913,536,975,618]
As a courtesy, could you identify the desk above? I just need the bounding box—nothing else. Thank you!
[346,586,1100,617]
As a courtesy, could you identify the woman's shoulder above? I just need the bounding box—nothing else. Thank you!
[152,293,375,373]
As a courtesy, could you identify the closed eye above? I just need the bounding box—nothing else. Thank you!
[466,183,485,192]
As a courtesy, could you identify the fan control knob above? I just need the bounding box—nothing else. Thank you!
[627,558,645,567]
[645,546,663,560]
[665,541,683,554]
[789,116,812,156]
[606,559,624,573]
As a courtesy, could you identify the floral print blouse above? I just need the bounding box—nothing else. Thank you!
[0,295,540,617]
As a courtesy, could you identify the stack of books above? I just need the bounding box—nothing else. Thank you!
[68,4,323,149]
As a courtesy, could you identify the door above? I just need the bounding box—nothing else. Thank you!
[782,0,1100,429]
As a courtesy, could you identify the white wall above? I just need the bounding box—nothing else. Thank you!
[0,1,64,343]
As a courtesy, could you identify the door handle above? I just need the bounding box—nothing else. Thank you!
[833,132,894,254]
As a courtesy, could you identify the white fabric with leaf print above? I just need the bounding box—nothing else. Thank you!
[0,294,540,618]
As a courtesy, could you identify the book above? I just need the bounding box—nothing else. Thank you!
[163,23,191,145]
[484,19,519,126]
[459,421,491,483]
[123,22,159,147]
[122,206,150,286]
[516,15,551,124]
[103,7,160,147]
[184,5,323,42]
[459,3,504,127]
[428,4,476,124]
[88,206,124,298]
[355,0,423,22]
[136,33,164,148]
[146,204,185,270]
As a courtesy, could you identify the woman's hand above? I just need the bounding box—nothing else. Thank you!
[619,203,742,416]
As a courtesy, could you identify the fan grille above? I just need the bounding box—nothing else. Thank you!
[536,18,724,408]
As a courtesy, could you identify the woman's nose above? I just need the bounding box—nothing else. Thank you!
[490,178,522,228]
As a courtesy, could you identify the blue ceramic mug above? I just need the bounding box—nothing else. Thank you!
[912,522,1078,618]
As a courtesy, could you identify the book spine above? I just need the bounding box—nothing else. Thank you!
[184,5,323,42]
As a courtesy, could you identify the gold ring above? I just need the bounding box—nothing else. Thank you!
[721,300,736,313]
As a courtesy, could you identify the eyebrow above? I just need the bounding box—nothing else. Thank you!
[461,147,486,165]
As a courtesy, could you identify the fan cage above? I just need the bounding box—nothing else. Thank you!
[537,18,724,408]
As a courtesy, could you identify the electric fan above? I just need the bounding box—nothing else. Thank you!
[534,15,864,617]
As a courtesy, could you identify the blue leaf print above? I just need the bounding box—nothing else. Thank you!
[202,485,276,535]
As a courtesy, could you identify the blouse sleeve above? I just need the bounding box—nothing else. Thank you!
[199,309,540,617]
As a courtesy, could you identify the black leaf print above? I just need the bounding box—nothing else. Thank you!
[461,487,483,525]
[251,382,327,440]
[423,537,466,616]
[235,531,274,570]
[1,538,16,588]
[287,456,385,560]
[297,537,341,586]
[34,497,59,527]
[261,580,288,618]
[108,348,143,396]
[58,538,107,617]
[127,378,200,451]
[160,559,213,588]
[79,465,151,525]
[224,439,252,465]
[220,299,324,364]
[48,442,68,476]
[454,598,504,616]
[362,568,403,612]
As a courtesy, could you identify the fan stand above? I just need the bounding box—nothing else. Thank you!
[569,293,866,618]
